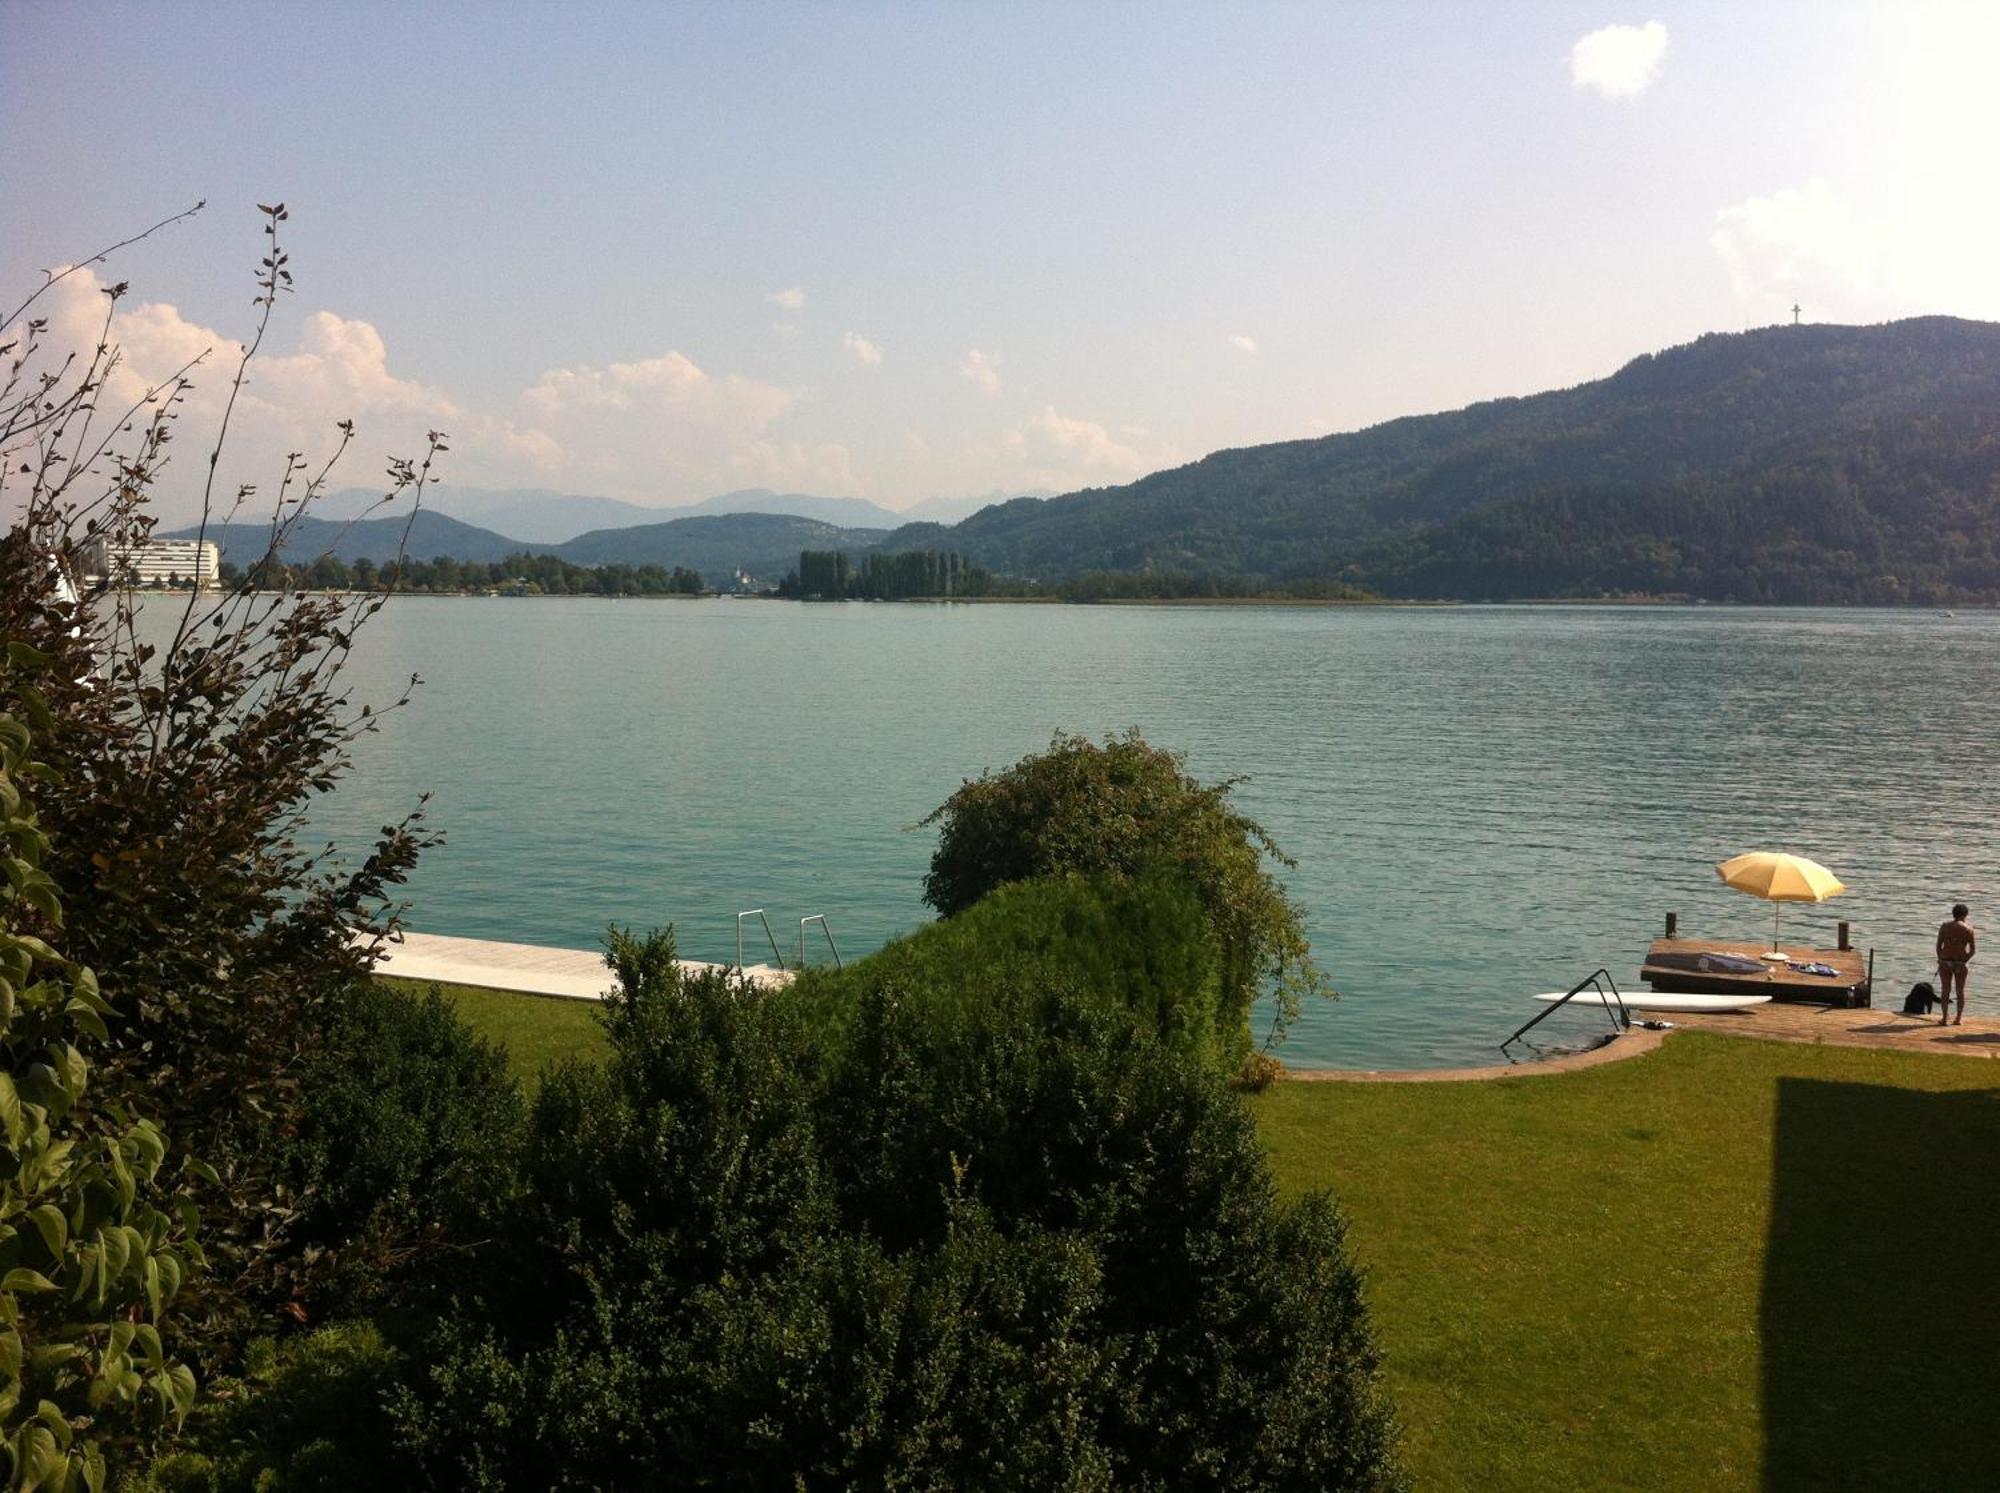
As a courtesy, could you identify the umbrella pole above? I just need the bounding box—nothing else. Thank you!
[1773,902,1781,956]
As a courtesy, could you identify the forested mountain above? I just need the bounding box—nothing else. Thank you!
[309,486,665,542]
[165,510,530,567]
[878,318,2000,603]
[673,489,903,527]
[551,512,888,579]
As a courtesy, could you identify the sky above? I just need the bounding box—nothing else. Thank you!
[5,1,1999,524]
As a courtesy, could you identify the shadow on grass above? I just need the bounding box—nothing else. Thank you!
[1765,1076,2000,1489]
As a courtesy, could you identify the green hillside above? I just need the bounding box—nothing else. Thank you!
[166,510,531,567]
[894,317,2000,603]
[552,511,887,579]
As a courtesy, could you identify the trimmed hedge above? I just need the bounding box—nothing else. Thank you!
[793,870,1239,1071]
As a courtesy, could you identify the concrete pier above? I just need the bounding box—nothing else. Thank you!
[358,930,789,1001]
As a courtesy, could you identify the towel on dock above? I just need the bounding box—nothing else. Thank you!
[1787,961,1840,978]
[1646,950,1771,975]
[1698,952,1770,975]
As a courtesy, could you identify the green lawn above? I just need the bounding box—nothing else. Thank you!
[419,979,2000,1490]
[379,977,609,1081]
[1251,1035,2000,1491]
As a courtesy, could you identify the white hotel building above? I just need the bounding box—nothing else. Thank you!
[81,537,222,589]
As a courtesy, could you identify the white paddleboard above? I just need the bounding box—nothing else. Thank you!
[1533,991,1773,1013]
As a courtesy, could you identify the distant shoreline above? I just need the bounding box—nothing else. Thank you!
[209,589,1991,610]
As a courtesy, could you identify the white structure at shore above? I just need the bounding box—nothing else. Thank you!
[82,537,222,589]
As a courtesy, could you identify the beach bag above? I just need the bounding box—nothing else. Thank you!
[1903,981,1937,1015]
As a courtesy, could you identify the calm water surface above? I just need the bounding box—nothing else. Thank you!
[309,599,1995,1069]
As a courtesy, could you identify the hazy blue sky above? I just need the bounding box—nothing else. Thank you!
[6,1,1996,519]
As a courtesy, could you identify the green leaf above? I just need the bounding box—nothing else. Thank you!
[100,1227,129,1282]
[0,1269,59,1294]
[166,1361,196,1421]
[17,1421,61,1490]
[34,1399,71,1449]
[17,879,59,924]
[4,643,52,668]
[126,1121,166,1175]
[60,1002,107,1044]
[8,935,62,966]
[0,1075,22,1149]
[57,1044,88,1107]
[24,1206,65,1263]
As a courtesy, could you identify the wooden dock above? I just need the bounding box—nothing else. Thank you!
[1642,936,1871,1007]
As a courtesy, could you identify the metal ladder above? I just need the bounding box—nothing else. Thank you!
[797,914,842,970]
[734,909,786,973]
[1501,967,1631,1054]
[733,910,844,974]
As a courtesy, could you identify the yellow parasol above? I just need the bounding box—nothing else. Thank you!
[1715,851,1848,957]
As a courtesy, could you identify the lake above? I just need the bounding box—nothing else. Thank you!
[304,597,1995,1069]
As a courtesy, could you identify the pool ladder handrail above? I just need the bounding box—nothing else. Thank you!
[735,909,787,973]
[1501,967,1630,1053]
[798,914,842,970]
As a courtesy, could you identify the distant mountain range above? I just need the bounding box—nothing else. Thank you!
[309,484,1038,544]
[168,509,892,584]
[173,319,2000,603]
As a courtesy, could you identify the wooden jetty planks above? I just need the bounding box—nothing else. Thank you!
[1642,936,1870,1007]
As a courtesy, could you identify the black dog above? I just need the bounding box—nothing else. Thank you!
[1903,981,1938,1015]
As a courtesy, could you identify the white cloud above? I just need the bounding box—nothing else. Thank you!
[769,321,800,338]
[1228,333,1258,354]
[1569,21,1669,98]
[986,406,1149,490]
[513,351,798,490]
[767,287,805,311]
[14,266,828,518]
[1711,178,1884,306]
[843,331,883,366]
[958,347,1002,394]
[22,268,463,522]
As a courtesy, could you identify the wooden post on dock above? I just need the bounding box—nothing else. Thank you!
[1838,920,1851,951]
[1665,911,1678,940]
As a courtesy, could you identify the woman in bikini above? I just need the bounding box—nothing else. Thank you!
[1936,903,1975,1027]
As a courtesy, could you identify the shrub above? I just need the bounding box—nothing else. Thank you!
[1,668,202,1492]
[283,983,524,1310]
[824,981,1400,1485]
[793,871,1233,1068]
[921,730,1332,1059]
[128,1322,411,1493]
[395,927,1402,1490]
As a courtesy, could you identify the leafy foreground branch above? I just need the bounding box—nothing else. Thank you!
[2,662,202,1493]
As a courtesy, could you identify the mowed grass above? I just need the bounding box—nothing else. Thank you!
[378,977,609,1081]
[418,980,2000,1490]
[1251,1034,2000,1492]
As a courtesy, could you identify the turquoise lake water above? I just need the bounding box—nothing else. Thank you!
[305,598,1995,1070]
